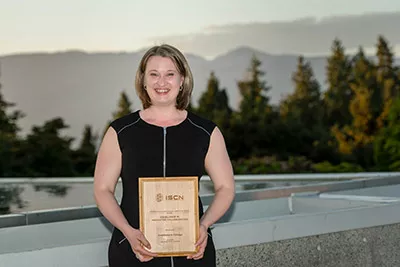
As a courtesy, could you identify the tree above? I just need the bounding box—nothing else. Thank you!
[332,48,379,167]
[375,35,399,128]
[21,118,75,177]
[0,62,24,176]
[374,96,400,170]
[229,55,273,158]
[197,71,232,133]
[280,56,323,127]
[72,125,98,176]
[103,90,134,137]
[197,72,221,119]
[237,55,271,120]
[324,38,353,128]
[113,91,133,119]
[280,56,328,159]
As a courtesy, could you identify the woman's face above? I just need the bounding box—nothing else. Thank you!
[144,56,184,107]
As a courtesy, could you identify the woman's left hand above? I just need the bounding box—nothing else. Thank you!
[187,224,208,260]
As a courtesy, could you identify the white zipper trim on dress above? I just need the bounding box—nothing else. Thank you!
[163,127,167,178]
[163,127,174,267]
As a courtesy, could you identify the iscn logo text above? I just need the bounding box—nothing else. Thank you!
[165,194,184,201]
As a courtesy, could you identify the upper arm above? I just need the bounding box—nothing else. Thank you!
[204,127,234,191]
[94,126,122,195]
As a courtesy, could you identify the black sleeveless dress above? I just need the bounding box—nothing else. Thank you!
[107,110,217,267]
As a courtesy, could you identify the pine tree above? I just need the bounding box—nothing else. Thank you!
[281,56,322,127]
[374,96,400,170]
[21,118,75,177]
[197,72,220,119]
[197,72,232,132]
[113,91,133,119]
[103,90,133,137]
[375,35,399,128]
[324,38,353,128]
[0,62,24,176]
[279,56,327,160]
[238,55,271,120]
[72,125,98,176]
[332,48,378,166]
[229,55,273,158]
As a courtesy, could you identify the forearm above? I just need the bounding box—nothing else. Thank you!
[95,189,133,236]
[200,186,235,229]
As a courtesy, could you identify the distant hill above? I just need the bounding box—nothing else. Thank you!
[1,47,399,145]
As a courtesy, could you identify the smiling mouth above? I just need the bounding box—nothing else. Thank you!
[155,88,169,93]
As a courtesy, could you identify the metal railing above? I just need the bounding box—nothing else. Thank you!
[1,174,400,229]
[1,172,400,184]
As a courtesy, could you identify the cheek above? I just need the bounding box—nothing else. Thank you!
[173,76,183,85]
[145,76,157,85]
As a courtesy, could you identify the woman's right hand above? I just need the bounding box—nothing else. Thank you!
[124,227,158,262]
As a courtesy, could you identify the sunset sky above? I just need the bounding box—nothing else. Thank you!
[1,0,400,57]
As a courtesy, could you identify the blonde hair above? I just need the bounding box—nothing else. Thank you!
[135,44,194,110]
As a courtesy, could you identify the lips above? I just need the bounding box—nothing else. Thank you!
[155,88,170,94]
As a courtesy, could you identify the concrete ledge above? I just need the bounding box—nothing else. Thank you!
[212,201,400,249]
[217,223,400,267]
[0,242,109,267]
[1,201,400,266]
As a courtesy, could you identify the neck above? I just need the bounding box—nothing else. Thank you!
[143,106,184,120]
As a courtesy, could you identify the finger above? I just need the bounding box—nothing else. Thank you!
[137,234,151,249]
[139,255,154,262]
[191,249,205,260]
[195,232,207,246]
[193,254,204,260]
[188,243,206,259]
[136,246,158,257]
[135,251,154,262]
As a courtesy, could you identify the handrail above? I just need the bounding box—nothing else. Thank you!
[1,175,400,228]
[1,172,399,184]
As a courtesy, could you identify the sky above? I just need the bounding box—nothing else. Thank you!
[1,0,400,57]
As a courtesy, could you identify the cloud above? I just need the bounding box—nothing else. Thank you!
[146,11,400,58]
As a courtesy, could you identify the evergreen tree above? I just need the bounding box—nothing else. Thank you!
[103,90,133,137]
[238,55,271,120]
[375,35,399,128]
[0,63,24,176]
[197,71,232,133]
[72,125,98,176]
[113,91,133,119]
[324,38,353,128]
[229,55,273,158]
[197,72,220,119]
[332,48,378,166]
[21,118,75,177]
[374,96,400,170]
[280,56,327,161]
[281,56,323,127]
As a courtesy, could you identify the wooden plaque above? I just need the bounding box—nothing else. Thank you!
[139,176,199,257]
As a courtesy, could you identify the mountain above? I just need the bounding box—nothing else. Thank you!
[1,48,399,146]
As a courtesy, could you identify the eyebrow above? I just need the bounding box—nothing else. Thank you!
[147,69,177,72]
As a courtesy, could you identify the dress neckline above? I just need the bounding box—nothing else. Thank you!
[137,110,189,129]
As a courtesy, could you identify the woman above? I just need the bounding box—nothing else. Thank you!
[94,44,235,266]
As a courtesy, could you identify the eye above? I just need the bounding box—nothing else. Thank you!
[150,73,158,76]
[167,73,174,76]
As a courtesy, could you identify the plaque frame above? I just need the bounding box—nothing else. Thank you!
[139,176,199,257]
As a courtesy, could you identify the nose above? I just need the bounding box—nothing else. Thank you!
[157,75,167,86]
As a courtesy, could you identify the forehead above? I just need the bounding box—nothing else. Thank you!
[145,56,177,71]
